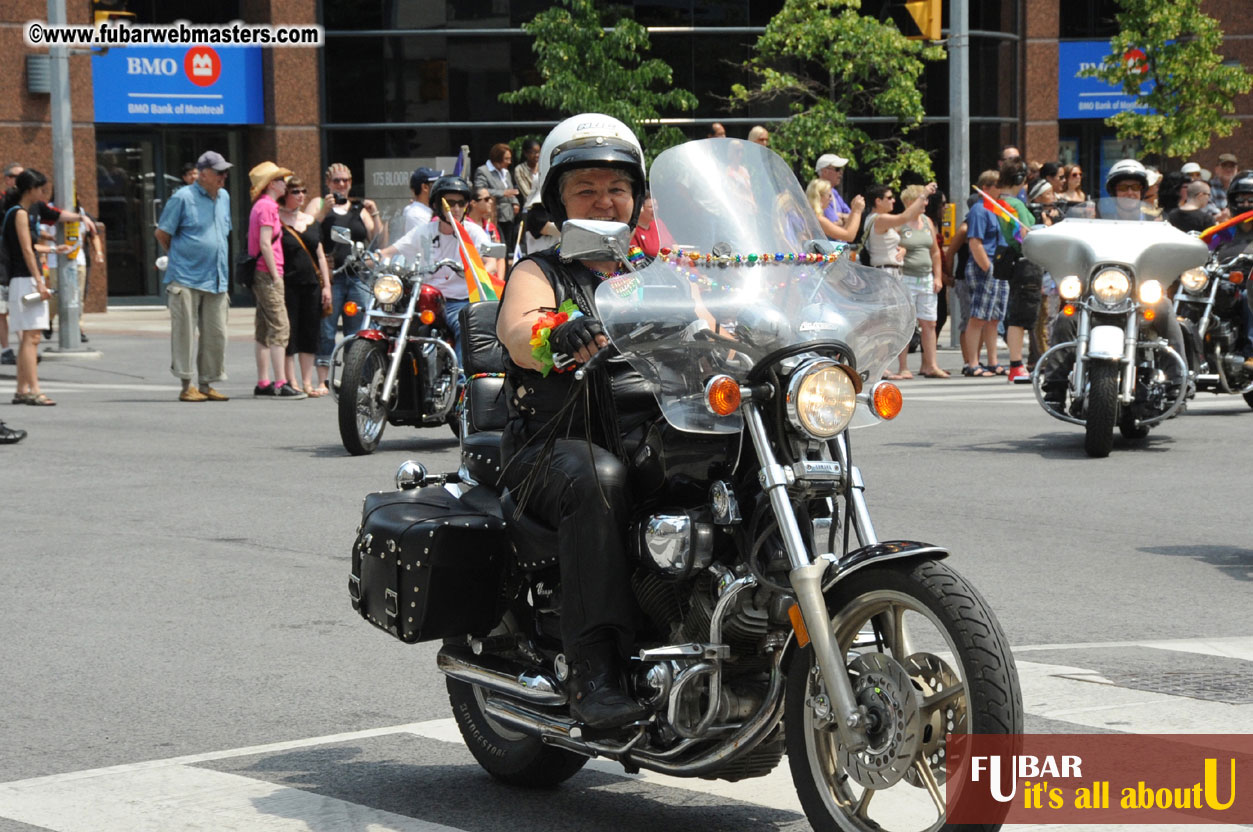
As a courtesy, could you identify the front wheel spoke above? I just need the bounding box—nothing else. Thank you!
[921,683,965,712]
[853,786,875,819]
[912,758,945,817]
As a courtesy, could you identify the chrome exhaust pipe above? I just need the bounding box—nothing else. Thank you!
[436,645,568,707]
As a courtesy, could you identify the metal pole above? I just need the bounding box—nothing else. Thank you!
[46,0,87,354]
[947,0,970,349]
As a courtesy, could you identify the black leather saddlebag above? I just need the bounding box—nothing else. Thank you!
[349,485,509,644]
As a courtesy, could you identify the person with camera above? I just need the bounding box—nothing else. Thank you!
[311,163,377,395]
[374,175,497,365]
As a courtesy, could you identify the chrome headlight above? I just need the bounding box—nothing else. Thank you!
[1058,275,1082,300]
[1091,268,1131,305]
[786,360,859,439]
[1180,267,1208,294]
[373,274,404,305]
[1137,279,1163,305]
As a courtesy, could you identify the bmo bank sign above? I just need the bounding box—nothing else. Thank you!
[93,46,263,124]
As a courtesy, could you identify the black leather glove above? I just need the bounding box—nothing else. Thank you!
[549,315,606,357]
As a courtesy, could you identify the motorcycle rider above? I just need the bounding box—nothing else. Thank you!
[1043,159,1187,404]
[1208,170,1253,368]
[494,113,656,732]
[1095,159,1160,221]
[376,175,497,364]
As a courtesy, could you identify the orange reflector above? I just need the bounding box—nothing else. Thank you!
[343,301,359,317]
[419,309,436,325]
[1232,271,1246,285]
[1062,304,1076,317]
[706,375,741,416]
[872,382,902,420]
[1144,307,1156,321]
[788,603,811,648]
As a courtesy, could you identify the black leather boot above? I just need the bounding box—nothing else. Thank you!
[567,646,650,731]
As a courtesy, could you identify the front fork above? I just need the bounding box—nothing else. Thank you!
[1069,307,1139,405]
[742,406,871,752]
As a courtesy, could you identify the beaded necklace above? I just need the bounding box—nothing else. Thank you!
[555,245,649,280]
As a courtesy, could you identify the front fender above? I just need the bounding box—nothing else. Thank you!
[780,541,948,674]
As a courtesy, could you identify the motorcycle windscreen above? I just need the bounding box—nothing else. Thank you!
[1025,200,1210,283]
[595,138,914,435]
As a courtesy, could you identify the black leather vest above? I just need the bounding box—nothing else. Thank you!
[502,251,655,446]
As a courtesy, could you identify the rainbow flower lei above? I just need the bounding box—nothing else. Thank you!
[530,298,584,377]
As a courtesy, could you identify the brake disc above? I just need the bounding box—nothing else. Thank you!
[836,652,922,790]
[902,652,966,787]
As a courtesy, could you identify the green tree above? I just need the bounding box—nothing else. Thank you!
[730,0,945,186]
[500,0,698,161]
[1079,0,1251,161]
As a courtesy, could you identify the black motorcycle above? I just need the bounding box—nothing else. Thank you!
[348,141,1022,832]
[327,228,462,455]
[1174,250,1253,410]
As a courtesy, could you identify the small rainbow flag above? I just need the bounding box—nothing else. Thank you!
[444,199,505,303]
[973,185,1028,244]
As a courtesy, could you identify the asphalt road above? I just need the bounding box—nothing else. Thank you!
[1,309,1250,831]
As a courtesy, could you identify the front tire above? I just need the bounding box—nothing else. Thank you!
[1244,391,1253,410]
[338,339,389,456]
[1084,361,1119,458]
[786,559,1022,832]
[447,678,588,787]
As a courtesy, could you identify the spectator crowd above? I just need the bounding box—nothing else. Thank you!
[3,124,1248,447]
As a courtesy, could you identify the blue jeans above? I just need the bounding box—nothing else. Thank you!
[317,274,371,367]
[443,297,468,369]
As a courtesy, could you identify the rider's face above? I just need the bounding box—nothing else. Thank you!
[561,168,635,225]
[1114,181,1142,200]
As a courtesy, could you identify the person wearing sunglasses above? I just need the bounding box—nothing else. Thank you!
[1059,165,1086,203]
[311,163,377,391]
[1209,171,1253,370]
[374,175,497,365]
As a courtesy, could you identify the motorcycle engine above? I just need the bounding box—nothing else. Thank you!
[633,509,714,578]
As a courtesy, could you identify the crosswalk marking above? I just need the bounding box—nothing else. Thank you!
[2,638,1249,831]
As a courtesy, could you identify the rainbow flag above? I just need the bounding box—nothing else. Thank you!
[444,199,505,303]
[972,185,1028,244]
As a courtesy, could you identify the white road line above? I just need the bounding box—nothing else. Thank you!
[0,765,466,832]
[1015,634,1253,660]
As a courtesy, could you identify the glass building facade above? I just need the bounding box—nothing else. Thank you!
[319,0,1025,199]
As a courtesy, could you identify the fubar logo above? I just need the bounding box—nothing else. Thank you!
[183,46,221,87]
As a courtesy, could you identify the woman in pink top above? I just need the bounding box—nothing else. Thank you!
[248,162,305,398]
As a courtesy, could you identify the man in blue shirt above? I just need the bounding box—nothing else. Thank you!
[961,169,1012,377]
[155,150,233,402]
[815,153,851,222]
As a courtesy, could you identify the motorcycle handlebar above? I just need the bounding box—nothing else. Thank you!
[573,341,617,381]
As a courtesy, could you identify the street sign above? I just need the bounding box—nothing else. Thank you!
[1057,41,1155,120]
[92,46,264,124]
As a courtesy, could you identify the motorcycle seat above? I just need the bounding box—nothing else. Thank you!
[459,302,508,485]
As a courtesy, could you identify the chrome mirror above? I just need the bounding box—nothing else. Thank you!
[330,226,353,245]
[559,219,632,263]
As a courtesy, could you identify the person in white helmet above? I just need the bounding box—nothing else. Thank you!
[494,113,655,732]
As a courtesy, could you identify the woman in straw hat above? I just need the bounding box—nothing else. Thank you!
[248,161,306,398]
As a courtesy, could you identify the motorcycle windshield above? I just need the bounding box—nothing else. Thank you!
[594,139,913,435]
[1026,200,1210,284]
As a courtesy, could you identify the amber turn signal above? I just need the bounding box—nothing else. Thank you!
[788,603,811,648]
[1143,307,1156,321]
[419,309,436,325]
[705,375,742,416]
[343,301,359,317]
[1231,271,1246,285]
[872,381,903,420]
[1062,304,1076,317]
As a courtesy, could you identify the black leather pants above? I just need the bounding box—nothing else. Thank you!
[500,433,637,660]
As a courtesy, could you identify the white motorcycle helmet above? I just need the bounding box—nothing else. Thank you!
[1105,159,1149,197]
[536,113,647,227]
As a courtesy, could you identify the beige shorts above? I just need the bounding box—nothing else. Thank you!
[253,271,290,347]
